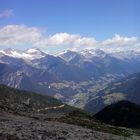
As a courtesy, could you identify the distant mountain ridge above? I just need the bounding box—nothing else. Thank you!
[1,48,140,62]
[0,48,140,111]
[0,48,46,60]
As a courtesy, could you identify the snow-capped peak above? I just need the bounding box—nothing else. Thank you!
[58,50,82,62]
[0,48,46,60]
[26,48,41,54]
[3,48,14,54]
[56,50,77,56]
[80,49,106,58]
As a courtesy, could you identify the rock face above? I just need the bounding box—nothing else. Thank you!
[94,100,140,128]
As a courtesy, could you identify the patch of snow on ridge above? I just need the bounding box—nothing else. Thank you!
[26,48,42,54]
[0,48,46,60]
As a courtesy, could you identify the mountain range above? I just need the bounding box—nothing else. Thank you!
[0,48,140,112]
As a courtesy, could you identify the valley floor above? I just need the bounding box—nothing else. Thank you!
[0,111,139,140]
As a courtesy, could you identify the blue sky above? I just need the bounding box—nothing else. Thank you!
[0,0,140,53]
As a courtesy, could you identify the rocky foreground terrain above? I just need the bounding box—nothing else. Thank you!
[0,85,140,140]
[0,111,136,140]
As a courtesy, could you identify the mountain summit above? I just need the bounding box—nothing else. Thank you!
[0,48,46,60]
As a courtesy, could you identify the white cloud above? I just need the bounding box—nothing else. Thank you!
[33,33,97,51]
[0,25,42,46]
[135,42,140,47]
[0,24,139,53]
[99,34,139,52]
[101,34,137,47]
[0,9,14,18]
[34,33,138,52]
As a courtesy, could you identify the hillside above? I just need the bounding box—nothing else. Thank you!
[84,72,140,113]
[0,84,76,115]
[94,100,140,128]
[0,85,138,139]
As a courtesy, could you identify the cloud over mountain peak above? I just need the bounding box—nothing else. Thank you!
[0,24,139,54]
